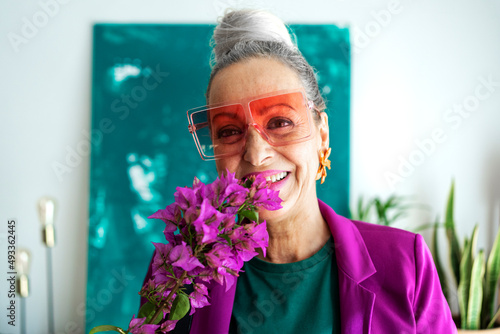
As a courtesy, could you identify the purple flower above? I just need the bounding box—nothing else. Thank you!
[191,199,223,244]
[174,186,198,211]
[252,188,283,210]
[247,221,269,257]
[128,315,160,334]
[168,242,203,272]
[248,174,268,192]
[235,241,259,262]
[209,252,242,291]
[193,178,216,205]
[189,282,210,313]
[229,225,246,242]
[219,214,236,233]
[211,170,241,206]
[152,242,173,275]
[163,229,183,245]
[134,170,281,333]
[205,243,232,268]
[148,203,180,232]
[212,265,238,291]
[224,183,249,206]
[159,319,178,332]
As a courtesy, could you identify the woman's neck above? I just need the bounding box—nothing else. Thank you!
[257,200,331,264]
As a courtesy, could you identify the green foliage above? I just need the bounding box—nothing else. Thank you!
[458,232,473,327]
[351,181,500,329]
[89,325,126,334]
[239,209,259,223]
[350,194,418,228]
[444,181,462,286]
[432,218,449,304]
[138,301,163,325]
[168,293,190,321]
[467,250,485,329]
[350,196,373,222]
[485,228,500,325]
[434,181,500,329]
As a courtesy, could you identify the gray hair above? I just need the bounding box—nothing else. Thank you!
[206,9,326,117]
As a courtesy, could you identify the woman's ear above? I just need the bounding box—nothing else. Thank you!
[318,111,329,151]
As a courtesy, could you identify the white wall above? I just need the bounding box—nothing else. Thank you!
[1,0,499,332]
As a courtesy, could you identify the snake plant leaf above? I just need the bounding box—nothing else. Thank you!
[432,219,449,305]
[445,180,462,285]
[458,225,478,328]
[466,250,485,329]
[486,306,500,329]
[458,237,470,327]
[485,228,500,320]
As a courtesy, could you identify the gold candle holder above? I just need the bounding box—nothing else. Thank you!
[38,197,56,248]
[16,249,31,298]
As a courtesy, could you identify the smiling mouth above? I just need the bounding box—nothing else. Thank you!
[265,172,288,183]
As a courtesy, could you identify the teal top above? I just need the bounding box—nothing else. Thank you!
[229,237,341,334]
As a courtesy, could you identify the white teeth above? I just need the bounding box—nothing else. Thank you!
[265,172,288,183]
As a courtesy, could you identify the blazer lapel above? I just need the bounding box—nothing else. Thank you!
[318,200,376,334]
[338,272,375,333]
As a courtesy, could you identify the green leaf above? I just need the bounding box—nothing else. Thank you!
[168,293,190,321]
[458,225,478,328]
[384,195,398,210]
[486,306,500,329]
[466,250,485,329]
[220,233,232,245]
[444,180,462,285]
[138,300,163,325]
[239,209,259,223]
[432,219,449,306]
[412,221,442,233]
[485,228,500,321]
[356,196,374,221]
[242,178,253,188]
[89,325,126,334]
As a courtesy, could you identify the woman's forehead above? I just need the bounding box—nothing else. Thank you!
[208,57,303,105]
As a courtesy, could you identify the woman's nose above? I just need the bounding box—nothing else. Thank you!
[243,125,273,166]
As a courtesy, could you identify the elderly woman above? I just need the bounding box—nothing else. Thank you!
[143,9,456,334]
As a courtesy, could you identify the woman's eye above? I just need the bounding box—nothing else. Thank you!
[267,117,293,129]
[217,126,242,138]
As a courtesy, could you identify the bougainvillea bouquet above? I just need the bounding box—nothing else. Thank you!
[90,171,282,334]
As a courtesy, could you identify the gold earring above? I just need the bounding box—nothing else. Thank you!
[316,147,331,184]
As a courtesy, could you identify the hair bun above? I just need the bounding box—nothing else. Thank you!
[212,9,295,64]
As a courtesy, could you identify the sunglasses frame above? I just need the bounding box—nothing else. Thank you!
[187,88,317,161]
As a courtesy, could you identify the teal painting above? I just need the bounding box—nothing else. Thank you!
[87,24,350,331]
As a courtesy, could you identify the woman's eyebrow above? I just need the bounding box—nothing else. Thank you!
[255,103,297,115]
[210,111,242,122]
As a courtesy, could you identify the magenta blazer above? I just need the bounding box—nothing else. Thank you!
[186,199,457,333]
